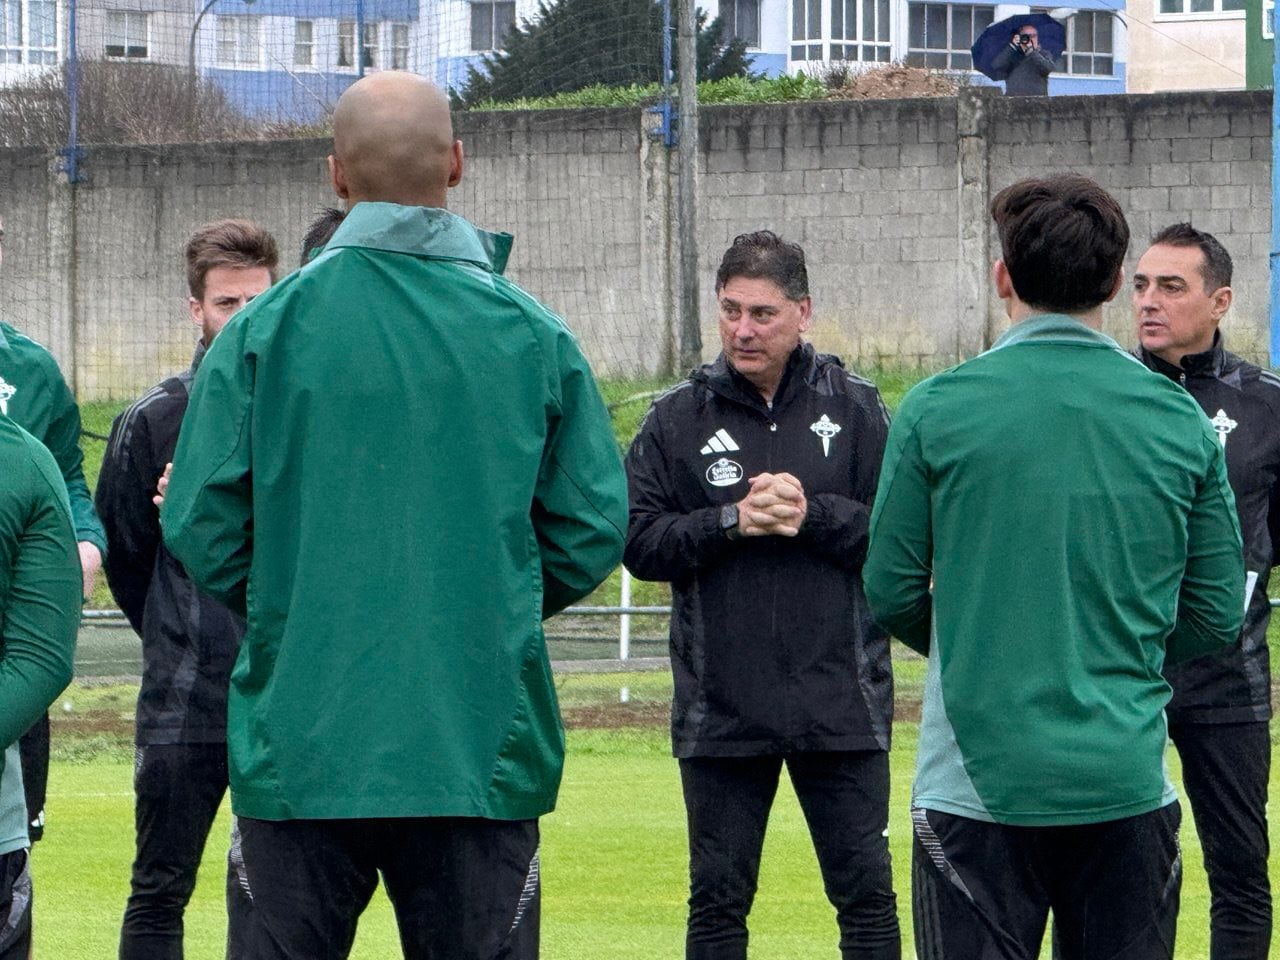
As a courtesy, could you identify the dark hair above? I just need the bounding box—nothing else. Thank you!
[1150,222,1233,291]
[300,207,347,266]
[990,174,1129,313]
[714,231,809,301]
[186,219,279,300]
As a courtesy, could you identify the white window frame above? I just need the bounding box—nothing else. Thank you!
[389,22,409,69]
[471,1,516,52]
[1,0,57,66]
[215,14,262,67]
[830,0,892,62]
[723,0,761,48]
[105,10,149,60]
[1059,9,1114,77]
[791,0,823,60]
[336,19,355,68]
[1155,0,1244,21]
[293,18,314,68]
[906,2,994,70]
[360,19,378,68]
[1264,0,1274,39]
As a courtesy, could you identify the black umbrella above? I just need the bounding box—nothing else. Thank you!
[971,13,1068,81]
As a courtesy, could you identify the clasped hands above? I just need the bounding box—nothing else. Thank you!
[736,472,807,538]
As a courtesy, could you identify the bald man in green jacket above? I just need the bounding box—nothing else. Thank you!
[161,72,626,960]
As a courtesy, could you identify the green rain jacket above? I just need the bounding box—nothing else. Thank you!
[161,203,627,822]
[0,322,106,554]
[865,315,1244,827]
[0,416,80,854]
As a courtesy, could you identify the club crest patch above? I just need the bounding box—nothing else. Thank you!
[1210,409,1237,449]
[706,458,744,488]
[810,414,841,457]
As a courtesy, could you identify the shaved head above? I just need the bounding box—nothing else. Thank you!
[329,71,463,208]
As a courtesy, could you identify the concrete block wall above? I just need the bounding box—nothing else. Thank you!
[0,88,1273,399]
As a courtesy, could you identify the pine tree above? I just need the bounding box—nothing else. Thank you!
[456,0,755,107]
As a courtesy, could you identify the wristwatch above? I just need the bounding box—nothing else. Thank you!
[719,503,741,540]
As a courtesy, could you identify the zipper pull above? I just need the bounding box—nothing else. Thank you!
[769,422,777,432]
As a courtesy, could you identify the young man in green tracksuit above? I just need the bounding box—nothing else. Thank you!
[864,174,1245,960]
[160,72,626,960]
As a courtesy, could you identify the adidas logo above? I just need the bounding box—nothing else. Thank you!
[701,429,740,455]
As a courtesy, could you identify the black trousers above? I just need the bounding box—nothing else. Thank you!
[679,751,901,960]
[1169,720,1272,960]
[0,850,31,960]
[119,743,254,960]
[17,714,48,843]
[912,802,1182,960]
[236,815,541,960]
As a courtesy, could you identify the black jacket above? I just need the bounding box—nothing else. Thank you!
[991,43,1055,96]
[1140,335,1280,722]
[624,344,893,757]
[96,345,244,744]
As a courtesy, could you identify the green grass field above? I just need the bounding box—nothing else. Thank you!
[33,664,1280,959]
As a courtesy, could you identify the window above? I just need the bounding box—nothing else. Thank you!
[906,3,993,69]
[216,15,260,65]
[294,19,313,67]
[1,0,56,65]
[390,22,409,69]
[723,0,761,47]
[337,20,354,66]
[1157,0,1244,16]
[1264,0,1274,37]
[1061,10,1113,75]
[831,0,891,61]
[105,11,148,59]
[471,1,515,51]
[791,0,822,60]
[361,20,377,67]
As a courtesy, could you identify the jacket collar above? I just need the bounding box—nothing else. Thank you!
[1138,330,1226,381]
[190,339,208,375]
[990,313,1126,353]
[698,342,816,411]
[321,202,513,274]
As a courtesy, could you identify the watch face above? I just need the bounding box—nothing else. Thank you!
[720,503,739,531]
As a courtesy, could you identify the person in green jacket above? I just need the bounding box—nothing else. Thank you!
[0,414,82,959]
[0,214,107,849]
[864,174,1244,960]
[160,72,627,960]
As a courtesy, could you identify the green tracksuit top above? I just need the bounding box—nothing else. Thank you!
[0,322,107,554]
[0,416,80,853]
[161,203,627,822]
[864,315,1244,826]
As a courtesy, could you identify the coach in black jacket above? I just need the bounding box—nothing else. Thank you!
[1135,223,1278,960]
[97,219,277,960]
[625,232,899,960]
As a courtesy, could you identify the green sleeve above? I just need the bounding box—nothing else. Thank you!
[1166,431,1245,665]
[863,390,933,655]
[0,438,80,748]
[160,317,254,616]
[532,325,627,619]
[41,364,106,555]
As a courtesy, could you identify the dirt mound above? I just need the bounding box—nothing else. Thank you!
[826,64,961,101]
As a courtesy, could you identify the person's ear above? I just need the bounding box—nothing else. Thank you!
[1103,266,1125,304]
[1211,285,1233,320]
[328,154,350,200]
[447,140,464,189]
[798,297,813,333]
[993,259,1014,300]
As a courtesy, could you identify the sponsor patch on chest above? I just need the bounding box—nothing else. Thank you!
[705,457,744,487]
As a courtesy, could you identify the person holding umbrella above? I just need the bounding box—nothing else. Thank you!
[973,13,1067,96]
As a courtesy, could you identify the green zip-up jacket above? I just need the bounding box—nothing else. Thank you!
[864,315,1244,827]
[0,322,106,554]
[161,203,627,822]
[0,415,80,854]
